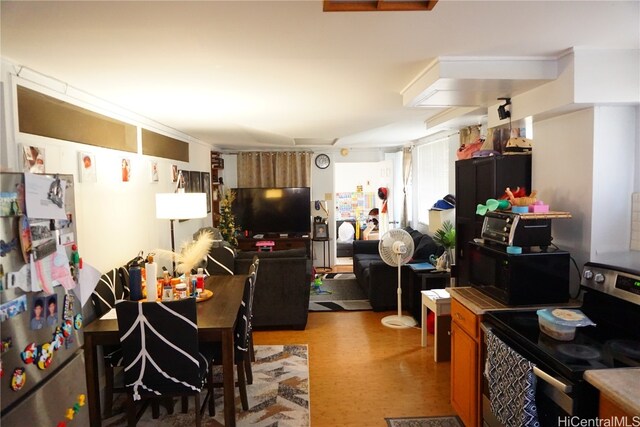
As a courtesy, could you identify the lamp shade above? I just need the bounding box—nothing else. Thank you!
[155,193,207,220]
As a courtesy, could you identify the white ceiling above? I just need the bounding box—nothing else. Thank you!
[1,1,639,150]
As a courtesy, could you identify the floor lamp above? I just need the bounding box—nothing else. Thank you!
[155,191,207,275]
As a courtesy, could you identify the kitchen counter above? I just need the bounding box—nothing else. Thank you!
[447,287,580,315]
[584,368,640,415]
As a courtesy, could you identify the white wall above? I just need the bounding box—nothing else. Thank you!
[591,106,637,255]
[533,105,639,294]
[533,108,595,293]
[1,63,215,274]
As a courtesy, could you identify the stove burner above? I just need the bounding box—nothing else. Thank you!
[556,344,601,360]
[607,340,640,359]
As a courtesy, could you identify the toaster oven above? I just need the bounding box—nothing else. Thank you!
[481,211,552,247]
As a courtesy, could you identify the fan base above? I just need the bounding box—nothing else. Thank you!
[381,315,417,329]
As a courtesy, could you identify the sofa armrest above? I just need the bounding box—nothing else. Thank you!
[353,239,379,255]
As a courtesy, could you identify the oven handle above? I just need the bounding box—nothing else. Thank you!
[532,367,572,393]
[480,322,573,394]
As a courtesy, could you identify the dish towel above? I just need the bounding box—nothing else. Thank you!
[485,330,540,427]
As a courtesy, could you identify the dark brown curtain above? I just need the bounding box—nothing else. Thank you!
[237,152,311,188]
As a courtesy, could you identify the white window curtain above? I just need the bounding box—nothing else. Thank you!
[415,136,452,228]
[400,147,412,228]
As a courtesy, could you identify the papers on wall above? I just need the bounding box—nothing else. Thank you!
[24,173,67,220]
[29,247,75,294]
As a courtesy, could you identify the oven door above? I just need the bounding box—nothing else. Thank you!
[480,323,595,427]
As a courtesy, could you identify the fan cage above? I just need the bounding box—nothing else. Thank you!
[378,229,414,266]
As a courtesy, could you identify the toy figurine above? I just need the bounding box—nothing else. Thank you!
[70,244,80,281]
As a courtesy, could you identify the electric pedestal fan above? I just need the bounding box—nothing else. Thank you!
[378,228,417,328]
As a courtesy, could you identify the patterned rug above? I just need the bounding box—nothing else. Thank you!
[309,273,372,311]
[386,416,463,427]
[103,344,309,426]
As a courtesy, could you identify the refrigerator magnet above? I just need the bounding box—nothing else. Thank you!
[37,343,53,370]
[11,368,26,391]
[73,313,82,330]
[61,319,73,337]
[51,330,65,351]
[1,336,12,353]
[21,342,38,364]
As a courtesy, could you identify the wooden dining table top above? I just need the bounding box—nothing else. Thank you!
[84,274,246,338]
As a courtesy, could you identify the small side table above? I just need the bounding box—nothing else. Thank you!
[311,238,331,273]
[421,289,452,362]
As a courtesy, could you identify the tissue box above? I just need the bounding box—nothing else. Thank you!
[529,202,549,213]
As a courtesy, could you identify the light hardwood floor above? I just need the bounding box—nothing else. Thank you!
[253,267,454,426]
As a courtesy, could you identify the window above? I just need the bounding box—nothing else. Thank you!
[414,134,455,228]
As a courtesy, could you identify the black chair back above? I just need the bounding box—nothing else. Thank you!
[116,299,203,400]
[92,267,129,317]
[205,245,236,276]
[234,273,257,354]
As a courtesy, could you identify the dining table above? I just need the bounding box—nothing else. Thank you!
[83,274,246,427]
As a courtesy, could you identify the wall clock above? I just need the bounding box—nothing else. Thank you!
[315,154,330,169]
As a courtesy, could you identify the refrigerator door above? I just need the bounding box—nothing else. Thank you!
[0,350,89,426]
[1,172,84,415]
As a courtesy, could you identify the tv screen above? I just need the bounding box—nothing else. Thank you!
[232,187,311,235]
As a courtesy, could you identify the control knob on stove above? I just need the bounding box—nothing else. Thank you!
[583,270,594,280]
[594,273,605,284]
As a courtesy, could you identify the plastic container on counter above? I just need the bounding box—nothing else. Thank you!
[536,308,596,341]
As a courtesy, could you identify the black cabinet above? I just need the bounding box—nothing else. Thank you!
[454,155,531,285]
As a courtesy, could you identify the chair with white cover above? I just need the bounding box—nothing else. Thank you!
[115,299,213,427]
[90,266,129,418]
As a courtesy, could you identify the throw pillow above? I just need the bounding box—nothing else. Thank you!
[412,234,442,262]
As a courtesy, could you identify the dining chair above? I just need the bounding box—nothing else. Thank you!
[206,270,257,415]
[204,243,236,276]
[90,266,129,418]
[245,257,260,383]
[115,299,213,427]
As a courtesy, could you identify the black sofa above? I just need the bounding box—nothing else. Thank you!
[234,248,312,330]
[352,227,444,312]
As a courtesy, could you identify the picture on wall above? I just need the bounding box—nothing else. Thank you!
[202,172,211,213]
[22,145,45,174]
[180,169,190,191]
[190,171,202,193]
[150,161,159,182]
[171,164,179,182]
[78,152,97,183]
[121,158,131,182]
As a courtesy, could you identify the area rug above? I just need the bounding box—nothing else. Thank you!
[309,273,372,311]
[386,416,463,427]
[103,344,309,426]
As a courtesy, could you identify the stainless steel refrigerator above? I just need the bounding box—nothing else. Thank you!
[1,172,89,426]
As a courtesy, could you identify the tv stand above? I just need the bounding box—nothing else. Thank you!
[236,235,311,257]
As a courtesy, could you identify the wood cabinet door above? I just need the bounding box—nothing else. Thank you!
[451,323,478,427]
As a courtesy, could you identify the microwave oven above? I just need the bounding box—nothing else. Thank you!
[467,242,570,305]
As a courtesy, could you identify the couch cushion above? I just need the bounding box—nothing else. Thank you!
[236,248,307,259]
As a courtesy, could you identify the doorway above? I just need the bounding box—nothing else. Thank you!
[334,160,393,266]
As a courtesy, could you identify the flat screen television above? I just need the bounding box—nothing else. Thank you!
[232,187,311,235]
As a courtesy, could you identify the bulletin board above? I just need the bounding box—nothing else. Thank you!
[336,192,376,219]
